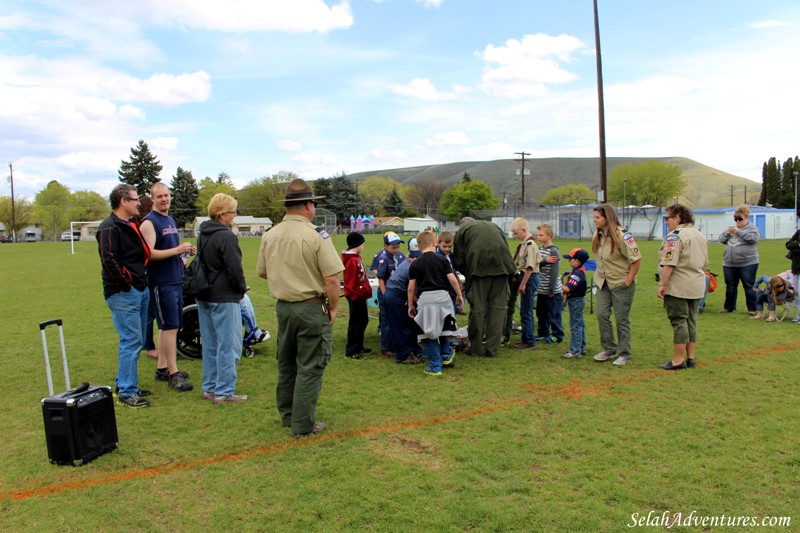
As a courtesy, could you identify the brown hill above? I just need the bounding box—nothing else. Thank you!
[347,157,760,208]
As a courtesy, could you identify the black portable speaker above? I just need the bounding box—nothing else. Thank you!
[41,383,118,466]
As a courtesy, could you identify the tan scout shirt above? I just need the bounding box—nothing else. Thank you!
[658,223,708,299]
[594,227,642,289]
[256,214,344,302]
[513,233,541,273]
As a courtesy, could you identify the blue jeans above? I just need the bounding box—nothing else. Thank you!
[106,288,149,397]
[519,274,539,344]
[536,294,564,341]
[422,337,450,372]
[198,301,242,397]
[567,297,586,355]
[699,273,711,311]
[723,263,759,312]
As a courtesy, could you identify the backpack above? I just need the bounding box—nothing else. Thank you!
[704,269,718,293]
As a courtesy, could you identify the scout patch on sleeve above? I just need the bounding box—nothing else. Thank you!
[665,251,673,261]
[665,235,679,242]
[623,232,636,245]
[315,226,331,239]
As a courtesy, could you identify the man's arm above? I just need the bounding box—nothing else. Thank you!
[323,274,340,324]
[139,219,193,260]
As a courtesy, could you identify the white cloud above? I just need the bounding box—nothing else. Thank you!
[279,140,302,151]
[425,131,470,146]
[416,0,444,8]
[104,0,354,33]
[751,20,790,29]
[391,78,464,101]
[99,71,212,106]
[478,33,586,98]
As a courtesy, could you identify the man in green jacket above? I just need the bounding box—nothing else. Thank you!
[452,217,516,357]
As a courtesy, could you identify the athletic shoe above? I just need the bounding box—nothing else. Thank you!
[213,394,248,404]
[292,422,327,437]
[442,353,456,367]
[380,350,395,358]
[534,335,548,342]
[345,353,366,360]
[612,356,631,366]
[580,350,587,356]
[201,391,215,400]
[561,351,581,359]
[257,330,270,343]
[423,368,443,376]
[114,387,151,397]
[545,336,560,344]
[168,373,194,392]
[156,369,189,382]
[117,394,150,408]
[398,355,424,364]
[593,351,615,362]
[361,347,374,355]
[513,342,536,350]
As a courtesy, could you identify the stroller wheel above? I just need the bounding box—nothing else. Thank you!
[176,304,202,360]
[244,345,255,358]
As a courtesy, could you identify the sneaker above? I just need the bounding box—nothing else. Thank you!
[361,347,374,355]
[380,350,395,358]
[117,394,150,408]
[114,387,151,397]
[500,337,510,347]
[257,330,270,343]
[168,373,194,392]
[201,391,215,400]
[534,335,548,342]
[561,351,581,359]
[213,394,248,404]
[292,422,327,437]
[612,356,631,366]
[442,353,456,367]
[580,350,587,356]
[345,353,366,360]
[593,351,615,362]
[513,342,536,350]
[423,368,443,376]
[398,355,424,364]
[545,336,560,344]
[156,369,189,382]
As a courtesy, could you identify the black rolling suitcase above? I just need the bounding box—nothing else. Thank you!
[39,319,118,466]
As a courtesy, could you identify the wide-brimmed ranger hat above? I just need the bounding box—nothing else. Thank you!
[280,178,326,203]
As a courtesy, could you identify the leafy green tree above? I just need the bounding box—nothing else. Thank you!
[196,176,237,213]
[384,188,405,216]
[608,160,686,207]
[541,184,594,206]
[325,173,367,225]
[34,180,72,240]
[312,177,332,209]
[358,176,403,215]
[118,140,163,195]
[68,191,108,222]
[238,171,297,222]
[217,172,233,186]
[0,196,35,239]
[170,167,199,227]
[439,180,500,221]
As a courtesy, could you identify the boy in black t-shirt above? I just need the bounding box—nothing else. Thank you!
[561,248,589,359]
[408,232,464,376]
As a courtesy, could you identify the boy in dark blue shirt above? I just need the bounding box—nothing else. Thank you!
[372,231,406,356]
[561,248,589,359]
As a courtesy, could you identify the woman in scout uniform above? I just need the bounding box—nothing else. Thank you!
[591,204,641,367]
[657,204,708,370]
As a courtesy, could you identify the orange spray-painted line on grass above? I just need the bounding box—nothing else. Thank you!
[4,342,799,502]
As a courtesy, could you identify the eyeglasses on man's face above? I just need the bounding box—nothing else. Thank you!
[666,214,678,220]
[124,196,140,203]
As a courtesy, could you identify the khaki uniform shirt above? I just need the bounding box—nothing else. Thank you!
[658,223,708,299]
[594,227,642,289]
[513,232,541,273]
[256,214,344,302]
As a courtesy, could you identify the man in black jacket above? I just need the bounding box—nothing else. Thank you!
[96,184,152,408]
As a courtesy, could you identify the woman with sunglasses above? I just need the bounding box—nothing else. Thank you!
[718,204,760,314]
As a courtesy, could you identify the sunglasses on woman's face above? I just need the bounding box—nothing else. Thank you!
[733,217,743,222]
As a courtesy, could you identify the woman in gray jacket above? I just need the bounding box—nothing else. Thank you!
[718,204,760,314]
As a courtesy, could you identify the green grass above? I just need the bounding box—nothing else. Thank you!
[0,236,797,532]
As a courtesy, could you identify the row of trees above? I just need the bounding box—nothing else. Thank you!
[758,156,799,213]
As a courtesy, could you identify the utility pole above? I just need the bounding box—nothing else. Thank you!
[593,0,607,202]
[729,185,735,206]
[9,163,16,243]
[514,151,531,207]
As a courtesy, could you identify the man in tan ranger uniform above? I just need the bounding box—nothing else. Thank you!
[657,204,708,371]
[257,179,344,437]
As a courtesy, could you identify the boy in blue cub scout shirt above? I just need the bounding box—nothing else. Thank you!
[373,231,406,355]
[561,248,589,359]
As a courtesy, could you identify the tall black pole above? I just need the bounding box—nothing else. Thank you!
[9,163,16,243]
[593,0,607,202]
[515,151,531,207]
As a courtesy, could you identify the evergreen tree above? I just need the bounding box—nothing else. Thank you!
[170,167,199,228]
[118,140,163,195]
[384,188,405,216]
[325,173,367,225]
[462,171,471,183]
[759,157,780,206]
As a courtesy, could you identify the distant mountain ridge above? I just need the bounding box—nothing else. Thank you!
[347,157,760,208]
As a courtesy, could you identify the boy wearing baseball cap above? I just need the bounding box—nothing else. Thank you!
[371,231,406,356]
[561,248,590,359]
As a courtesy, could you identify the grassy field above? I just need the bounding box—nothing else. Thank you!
[0,235,797,532]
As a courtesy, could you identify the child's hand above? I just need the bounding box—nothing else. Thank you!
[408,305,416,318]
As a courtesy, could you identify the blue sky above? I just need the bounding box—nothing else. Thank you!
[2,0,799,199]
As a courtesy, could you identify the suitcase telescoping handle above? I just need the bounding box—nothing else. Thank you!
[39,319,71,396]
